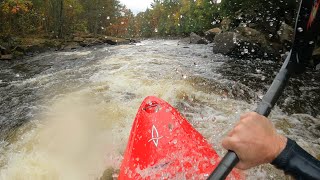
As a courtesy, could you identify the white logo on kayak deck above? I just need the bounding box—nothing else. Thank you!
[148,125,163,147]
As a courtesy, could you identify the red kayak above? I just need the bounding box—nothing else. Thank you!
[119,96,243,179]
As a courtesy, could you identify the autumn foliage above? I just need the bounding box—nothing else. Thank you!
[0,0,297,39]
[0,0,134,38]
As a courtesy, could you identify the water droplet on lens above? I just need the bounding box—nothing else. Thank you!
[172,139,177,144]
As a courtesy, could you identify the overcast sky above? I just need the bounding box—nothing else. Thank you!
[120,0,153,14]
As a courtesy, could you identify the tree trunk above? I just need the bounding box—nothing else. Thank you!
[57,0,64,38]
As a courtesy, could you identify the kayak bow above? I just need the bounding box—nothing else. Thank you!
[119,96,243,179]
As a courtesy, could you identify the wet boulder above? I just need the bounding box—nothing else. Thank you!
[212,32,245,55]
[17,43,49,55]
[235,27,269,47]
[62,42,80,50]
[79,38,104,47]
[221,18,232,31]
[178,37,190,45]
[114,38,131,45]
[277,22,294,44]
[100,36,130,45]
[125,38,140,44]
[235,27,281,58]
[190,32,208,44]
[212,29,280,59]
[0,44,12,60]
[204,28,222,42]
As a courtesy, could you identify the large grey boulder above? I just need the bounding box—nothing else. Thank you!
[213,28,280,59]
[178,37,190,45]
[235,26,281,57]
[212,32,243,54]
[190,32,208,44]
[235,27,268,47]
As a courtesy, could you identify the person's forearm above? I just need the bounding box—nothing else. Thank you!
[271,138,320,180]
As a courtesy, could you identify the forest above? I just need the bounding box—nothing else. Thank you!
[0,0,297,38]
[0,0,303,60]
[0,0,129,38]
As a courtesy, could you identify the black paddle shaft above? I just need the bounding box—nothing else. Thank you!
[207,0,320,178]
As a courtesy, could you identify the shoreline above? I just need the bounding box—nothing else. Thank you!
[0,34,137,61]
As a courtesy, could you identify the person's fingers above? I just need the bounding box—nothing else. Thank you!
[222,136,240,151]
[230,112,256,138]
[223,138,251,170]
[240,112,251,120]
[227,129,234,137]
[223,138,252,170]
[227,121,246,137]
[240,112,259,122]
[222,136,232,150]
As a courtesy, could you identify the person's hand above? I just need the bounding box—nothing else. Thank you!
[222,112,287,170]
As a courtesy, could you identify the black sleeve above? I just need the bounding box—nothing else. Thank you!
[271,138,320,180]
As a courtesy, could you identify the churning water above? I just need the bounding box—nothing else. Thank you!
[0,40,319,179]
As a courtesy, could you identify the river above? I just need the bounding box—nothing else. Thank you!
[0,40,319,179]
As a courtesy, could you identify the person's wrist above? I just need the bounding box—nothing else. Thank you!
[266,134,287,163]
[270,135,287,163]
[277,135,287,156]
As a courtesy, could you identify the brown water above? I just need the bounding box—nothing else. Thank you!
[0,40,319,179]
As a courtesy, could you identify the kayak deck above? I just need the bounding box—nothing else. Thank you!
[119,96,243,179]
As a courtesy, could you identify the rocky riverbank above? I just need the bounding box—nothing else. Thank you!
[184,18,320,65]
[0,34,137,60]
